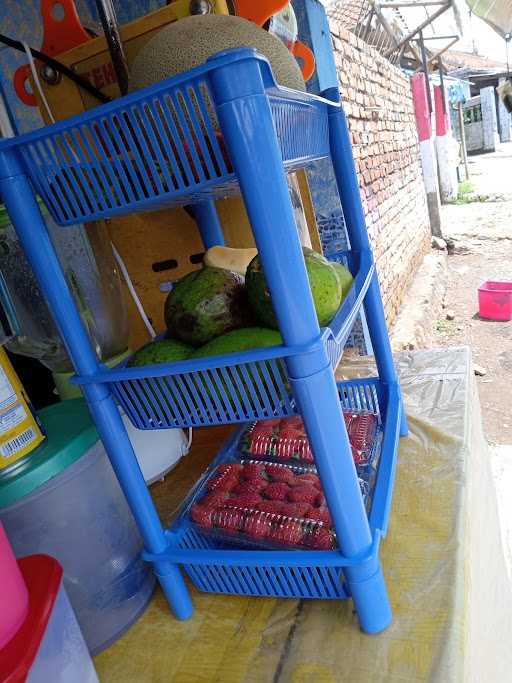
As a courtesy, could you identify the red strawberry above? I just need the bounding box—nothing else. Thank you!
[200,491,230,509]
[257,500,288,515]
[315,492,326,508]
[243,512,270,540]
[343,411,355,426]
[280,416,304,429]
[233,479,267,495]
[207,474,238,493]
[274,439,294,460]
[214,507,243,534]
[259,418,282,427]
[293,473,321,489]
[242,462,266,480]
[249,439,272,457]
[295,442,314,463]
[264,482,290,501]
[306,507,332,526]
[269,520,304,546]
[265,464,295,484]
[303,526,333,549]
[279,427,306,441]
[287,485,318,505]
[250,425,274,439]
[217,463,243,476]
[283,502,312,518]
[190,504,214,528]
[228,493,262,509]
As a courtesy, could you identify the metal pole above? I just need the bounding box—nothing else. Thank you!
[422,34,459,40]
[95,0,130,95]
[458,101,469,180]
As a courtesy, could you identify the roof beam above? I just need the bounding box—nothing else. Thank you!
[384,3,451,57]
[380,1,449,7]
[414,36,459,71]
[422,34,459,40]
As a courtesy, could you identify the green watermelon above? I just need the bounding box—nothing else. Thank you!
[128,339,193,367]
[164,267,250,347]
[246,247,342,328]
[190,327,282,358]
[190,328,285,406]
[330,261,354,299]
[127,339,193,420]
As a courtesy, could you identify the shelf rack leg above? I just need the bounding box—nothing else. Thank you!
[185,200,225,248]
[0,157,193,621]
[324,87,409,438]
[209,50,392,633]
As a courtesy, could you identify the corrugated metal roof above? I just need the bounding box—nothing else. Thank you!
[466,0,512,39]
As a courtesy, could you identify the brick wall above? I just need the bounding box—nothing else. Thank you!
[328,16,431,325]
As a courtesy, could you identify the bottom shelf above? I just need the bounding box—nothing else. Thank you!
[144,378,401,600]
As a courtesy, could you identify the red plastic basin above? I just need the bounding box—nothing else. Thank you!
[478,281,512,321]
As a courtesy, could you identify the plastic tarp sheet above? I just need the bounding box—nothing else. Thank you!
[94,347,512,683]
[465,0,512,39]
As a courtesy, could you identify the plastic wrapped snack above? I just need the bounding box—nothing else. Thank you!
[186,458,371,551]
[242,411,379,467]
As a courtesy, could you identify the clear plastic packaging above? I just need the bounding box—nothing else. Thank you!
[241,411,378,467]
[185,458,371,551]
[0,208,128,372]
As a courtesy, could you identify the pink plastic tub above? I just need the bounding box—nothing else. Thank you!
[478,281,512,321]
[0,522,29,650]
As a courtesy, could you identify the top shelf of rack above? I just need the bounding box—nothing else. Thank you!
[0,49,338,226]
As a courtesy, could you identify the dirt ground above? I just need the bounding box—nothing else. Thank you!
[435,143,512,445]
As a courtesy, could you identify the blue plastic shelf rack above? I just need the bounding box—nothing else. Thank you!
[0,48,407,635]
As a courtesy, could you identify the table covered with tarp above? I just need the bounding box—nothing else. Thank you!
[94,347,512,682]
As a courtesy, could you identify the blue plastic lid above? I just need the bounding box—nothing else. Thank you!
[0,399,98,509]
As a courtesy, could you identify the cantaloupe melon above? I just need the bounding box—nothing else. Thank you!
[129,14,306,93]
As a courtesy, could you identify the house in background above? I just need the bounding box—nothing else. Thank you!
[444,50,512,152]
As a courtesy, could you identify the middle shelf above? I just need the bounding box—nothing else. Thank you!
[73,249,374,429]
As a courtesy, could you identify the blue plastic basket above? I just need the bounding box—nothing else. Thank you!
[0,52,332,226]
[143,378,397,601]
[74,249,374,429]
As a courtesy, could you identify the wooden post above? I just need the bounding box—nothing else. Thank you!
[458,101,469,181]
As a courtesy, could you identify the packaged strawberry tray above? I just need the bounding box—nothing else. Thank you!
[241,411,379,468]
[185,457,370,551]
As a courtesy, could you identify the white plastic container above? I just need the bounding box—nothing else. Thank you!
[0,554,99,683]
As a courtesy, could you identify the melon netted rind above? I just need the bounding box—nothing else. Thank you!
[129,14,306,94]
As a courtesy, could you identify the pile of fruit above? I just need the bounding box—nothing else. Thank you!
[128,246,353,368]
[188,459,366,550]
[243,411,378,466]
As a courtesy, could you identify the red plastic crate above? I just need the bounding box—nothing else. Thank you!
[478,281,512,321]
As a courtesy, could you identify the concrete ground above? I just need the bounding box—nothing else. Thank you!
[436,144,512,445]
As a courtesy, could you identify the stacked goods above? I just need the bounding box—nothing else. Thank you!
[245,247,352,328]
[242,412,378,467]
[189,460,334,549]
[129,245,353,370]
[187,459,370,550]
